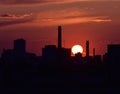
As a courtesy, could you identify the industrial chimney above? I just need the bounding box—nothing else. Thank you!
[93,48,95,57]
[86,40,89,57]
[58,26,62,49]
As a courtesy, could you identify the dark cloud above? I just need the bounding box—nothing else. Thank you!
[0,0,54,4]
[0,14,13,17]
[0,13,34,26]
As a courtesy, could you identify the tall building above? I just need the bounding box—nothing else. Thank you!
[108,44,120,64]
[57,26,71,63]
[93,48,95,57]
[14,38,26,54]
[42,26,71,64]
[2,38,38,65]
[107,44,120,83]
[42,45,57,63]
[58,26,62,49]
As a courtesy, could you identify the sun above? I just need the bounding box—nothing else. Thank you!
[72,45,83,55]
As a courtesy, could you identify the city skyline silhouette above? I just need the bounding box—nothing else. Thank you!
[0,1,120,56]
[0,26,120,93]
[0,0,120,93]
[1,26,104,58]
[0,26,120,84]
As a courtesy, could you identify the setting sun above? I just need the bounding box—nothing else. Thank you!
[72,45,83,55]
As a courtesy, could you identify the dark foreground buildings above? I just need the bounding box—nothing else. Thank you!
[0,26,120,93]
[42,26,71,64]
[103,44,120,85]
[2,38,36,65]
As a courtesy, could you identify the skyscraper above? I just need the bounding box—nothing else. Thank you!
[14,38,26,54]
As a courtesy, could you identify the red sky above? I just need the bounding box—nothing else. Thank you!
[0,0,120,56]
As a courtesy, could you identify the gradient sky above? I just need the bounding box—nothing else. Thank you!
[0,0,120,56]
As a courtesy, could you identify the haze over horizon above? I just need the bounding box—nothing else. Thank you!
[0,0,120,56]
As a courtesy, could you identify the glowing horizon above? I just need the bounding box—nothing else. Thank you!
[0,1,120,56]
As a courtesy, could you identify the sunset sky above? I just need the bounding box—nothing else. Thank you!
[0,0,120,56]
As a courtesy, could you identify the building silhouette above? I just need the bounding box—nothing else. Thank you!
[85,40,93,64]
[42,45,57,63]
[105,44,120,84]
[93,55,102,64]
[86,40,89,58]
[2,38,36,64]
[58,26,62,49]
[14,39,26,55]
[93,48,95,58]
[72,52,84,64]
[108,44,120,64]
[2,49,14,64]
[1,26,120,92]
[42,26,71,64]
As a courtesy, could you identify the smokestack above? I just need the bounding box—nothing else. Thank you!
[86,40,89,57]
[58,26,62,49]
[93,48,95,57]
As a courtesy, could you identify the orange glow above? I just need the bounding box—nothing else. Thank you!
[72,45,83,54]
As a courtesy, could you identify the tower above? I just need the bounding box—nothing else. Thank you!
[14,38,26,54]
[93,48,95,57]
[58,26,62,49]
[86,40,89,57]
